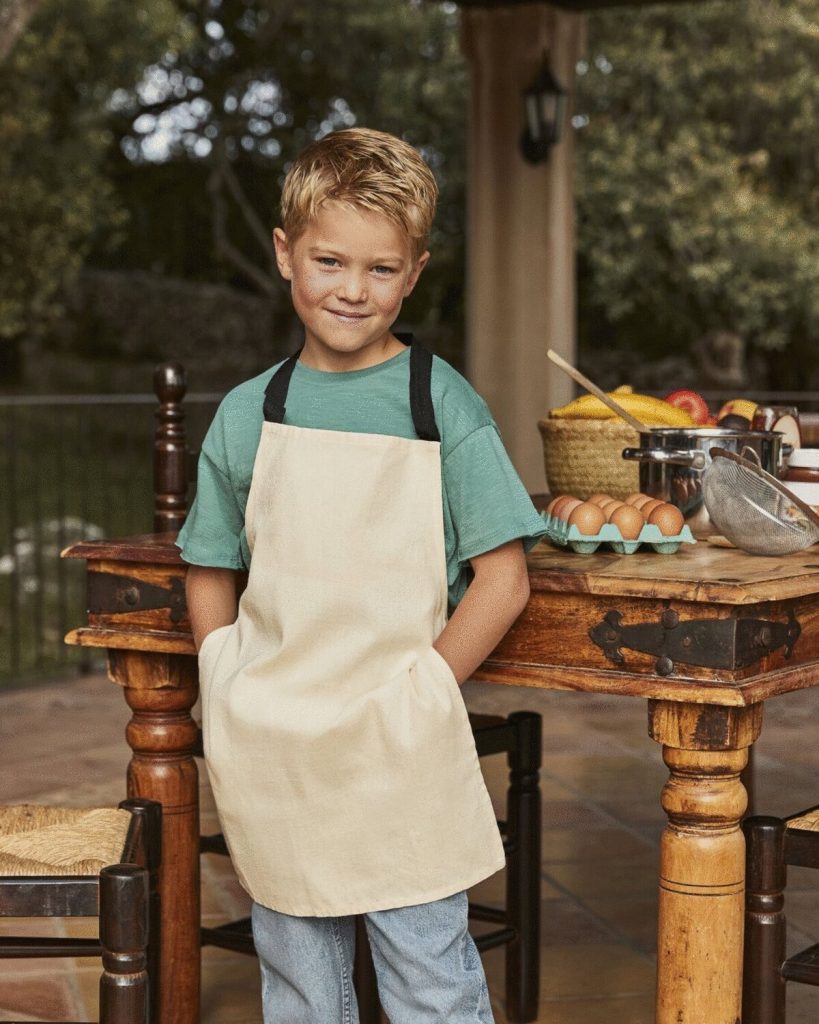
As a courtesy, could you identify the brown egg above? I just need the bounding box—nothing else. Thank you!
[567,501,607,535]
[639,498,665,518]
[544,496,563,516]
[608,503,645,540]
[601,499,625,518]
[548,495,574,518]
[648,502,685,536]
[625,492,649,506]
[630,493,655,510]
[588,493,614,507]
[557,497,583,521]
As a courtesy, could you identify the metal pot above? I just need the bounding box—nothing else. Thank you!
[621,427,783,536]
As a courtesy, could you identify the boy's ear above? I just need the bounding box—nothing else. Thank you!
[404,250,430,297]
[272,228,293,281]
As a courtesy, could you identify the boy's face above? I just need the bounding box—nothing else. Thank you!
[273,201,429,372]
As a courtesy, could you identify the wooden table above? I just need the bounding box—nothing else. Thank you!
[64,533,819,1024]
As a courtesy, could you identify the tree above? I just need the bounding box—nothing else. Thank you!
[0,0,180,376]
[0,0,42,64]
[574,0,819,385]
[100,0,469,361]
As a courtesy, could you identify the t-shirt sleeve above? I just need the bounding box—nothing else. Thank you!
[175,429,247,570]
[444,423,549,564]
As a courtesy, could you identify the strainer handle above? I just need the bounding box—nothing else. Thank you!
[739,446,762,467]
[622,447,707,470]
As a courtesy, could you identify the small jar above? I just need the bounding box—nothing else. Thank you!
[784,448,819,506]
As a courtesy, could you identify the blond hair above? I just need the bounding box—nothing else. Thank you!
[280,128,438,262]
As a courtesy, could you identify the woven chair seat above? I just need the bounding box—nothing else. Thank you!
[0,805,132,876]
[788,807,819,833]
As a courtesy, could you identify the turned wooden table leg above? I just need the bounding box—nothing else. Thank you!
[648,700,763,1024]
[109,649,201,1024]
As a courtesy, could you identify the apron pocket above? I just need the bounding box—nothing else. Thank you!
[423,645,461,692]
[198,623,233,683]
[198,622,234,759]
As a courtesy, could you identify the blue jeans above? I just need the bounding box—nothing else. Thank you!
[251,890,495,1023]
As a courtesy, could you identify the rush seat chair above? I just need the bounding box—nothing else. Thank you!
[743,806,819,1024]
[0,797,161,1024]
[153,361,543,1023]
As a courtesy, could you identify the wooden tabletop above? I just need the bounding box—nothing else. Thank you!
[526,540,819,604]
[64,531,819,602]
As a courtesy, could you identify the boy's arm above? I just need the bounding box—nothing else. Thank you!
[433,539,530,686]
[186,565,240,652]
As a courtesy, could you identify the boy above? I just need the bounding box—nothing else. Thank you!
[178,127,548,1023]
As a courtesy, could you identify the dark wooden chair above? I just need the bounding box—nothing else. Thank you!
[742,806,819,1024]
[154,361,543,1023]
[0,798,161,1024]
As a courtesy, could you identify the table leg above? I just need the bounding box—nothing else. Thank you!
[648,700,763,1024]
[109,649,201,1024]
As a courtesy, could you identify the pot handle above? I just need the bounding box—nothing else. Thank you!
[621,447,707,470]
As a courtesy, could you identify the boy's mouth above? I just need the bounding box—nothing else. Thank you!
[327,309,369,322]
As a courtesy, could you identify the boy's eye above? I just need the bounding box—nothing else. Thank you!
[317,257,338,267]
[374,265,396,275]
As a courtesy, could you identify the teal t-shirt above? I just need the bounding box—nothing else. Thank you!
[176,346,548,608]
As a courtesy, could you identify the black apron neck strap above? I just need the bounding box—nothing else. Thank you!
[263,349,301,423]
[406,335,440,443]
[262,334,440,443]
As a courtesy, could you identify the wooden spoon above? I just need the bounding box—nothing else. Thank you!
[547,348,646,431]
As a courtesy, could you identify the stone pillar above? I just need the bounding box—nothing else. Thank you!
[461,5,585,491]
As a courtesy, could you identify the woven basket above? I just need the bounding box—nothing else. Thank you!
[538,418,641,501]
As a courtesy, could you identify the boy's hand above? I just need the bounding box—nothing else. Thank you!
[185,565,240,651]
[433,539,530,686]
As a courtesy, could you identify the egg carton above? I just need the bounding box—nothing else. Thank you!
[540,511,696,555]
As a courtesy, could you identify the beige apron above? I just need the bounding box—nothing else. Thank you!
[197,343,505,916]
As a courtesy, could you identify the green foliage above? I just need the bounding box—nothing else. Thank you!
[4,0,817,380]
[101,0,469,360]
[575,0,819,362]
[0,0,181,342]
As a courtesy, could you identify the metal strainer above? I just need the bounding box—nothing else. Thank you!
[703,446,819,555]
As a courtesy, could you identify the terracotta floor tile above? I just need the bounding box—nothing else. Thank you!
[538,898,619,946]
[0,973,78,1022]
[482,941,654,1005]
[66,963,101,1022]
[541,825,655,864]
[779,888,819,948]
[788,985,819,1024]
[511,993,655,1024]
[595,798,667,828]
[545,855,659,902]
[542,755,666,801]
[582,896,660,954]
[540,799,614,830]
[201,954,263,1022]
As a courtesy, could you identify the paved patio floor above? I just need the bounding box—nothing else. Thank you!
[1,670,818,1022]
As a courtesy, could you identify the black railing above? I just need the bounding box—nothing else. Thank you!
[0,393,219,688]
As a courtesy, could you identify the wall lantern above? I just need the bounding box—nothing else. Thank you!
[520,52,567,164]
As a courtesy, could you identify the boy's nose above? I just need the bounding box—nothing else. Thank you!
[337,271,368,303]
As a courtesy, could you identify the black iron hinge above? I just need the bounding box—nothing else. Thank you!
[589,607,801,676]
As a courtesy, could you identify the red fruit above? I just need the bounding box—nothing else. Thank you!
[664,389,710,425]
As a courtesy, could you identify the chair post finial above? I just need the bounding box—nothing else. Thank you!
[153,361,189,534]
